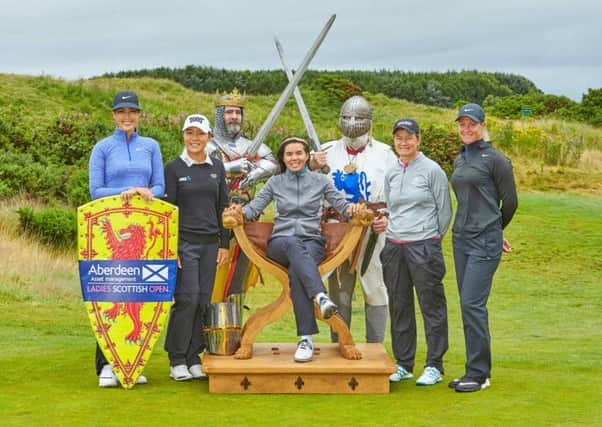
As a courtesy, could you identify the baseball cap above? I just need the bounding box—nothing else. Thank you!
[392,118,420,135]
[112,91,140,111]
[182,114,212,133]
[456,103,485,123]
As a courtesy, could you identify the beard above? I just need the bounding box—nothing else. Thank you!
[225,123,241,137]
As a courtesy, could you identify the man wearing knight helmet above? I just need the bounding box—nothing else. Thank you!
[311,95,397,344]
[208,89,278,201]
[207,89,278,299]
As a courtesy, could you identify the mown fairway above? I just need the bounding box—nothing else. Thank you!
[0,192,600,426]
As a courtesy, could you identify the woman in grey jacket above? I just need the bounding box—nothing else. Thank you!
[379,118,452,386]
[240,137,359,363]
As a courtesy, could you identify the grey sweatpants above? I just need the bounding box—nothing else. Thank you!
[452,229,502,381]
[164,239,218,367]
[266,235,326,336]
[380,239,449,373]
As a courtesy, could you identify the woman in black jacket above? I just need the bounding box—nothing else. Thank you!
[448,103,518,393]
[163,114,229,381]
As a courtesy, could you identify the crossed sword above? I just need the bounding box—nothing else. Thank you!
[222,14,334,193]
[274,19,385,275]
[243,14,335,161]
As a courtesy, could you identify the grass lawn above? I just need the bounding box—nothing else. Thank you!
[0,192,601,426]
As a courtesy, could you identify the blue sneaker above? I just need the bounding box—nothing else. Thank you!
[416,366,443,386]
[389,365,413,382]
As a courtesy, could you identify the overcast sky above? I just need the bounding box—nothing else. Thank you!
[2,0,600,101]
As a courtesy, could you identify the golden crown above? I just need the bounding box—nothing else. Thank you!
[215,88,245,108]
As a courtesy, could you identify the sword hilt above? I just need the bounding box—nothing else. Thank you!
[375,208,389,218]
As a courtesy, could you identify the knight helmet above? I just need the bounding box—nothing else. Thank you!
[339,95,372,139]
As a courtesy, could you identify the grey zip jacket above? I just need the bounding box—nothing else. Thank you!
[243,168,350,239]
[384,152,452,241]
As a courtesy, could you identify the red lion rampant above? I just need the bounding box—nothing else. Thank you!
[99,217,160,344]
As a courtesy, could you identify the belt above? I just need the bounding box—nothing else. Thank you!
[365,202,386,212]
[386,236,441,245]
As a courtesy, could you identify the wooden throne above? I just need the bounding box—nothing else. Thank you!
[221,204,374,361]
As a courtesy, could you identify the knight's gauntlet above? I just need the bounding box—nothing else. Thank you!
[238,167,264,190]
[225,158,252,174]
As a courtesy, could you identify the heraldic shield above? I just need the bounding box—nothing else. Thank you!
[78,196,178,389]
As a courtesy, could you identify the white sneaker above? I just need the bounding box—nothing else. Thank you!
[99,365,147,387]
[416,366,443,386]
[389,364,413,382]
[170,364,193,381]
[188,364,207,379]
[317,295,337,319]
[99,365,118,388]
[294,339,314,363]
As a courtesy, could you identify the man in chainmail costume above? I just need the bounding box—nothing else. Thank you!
[207,89,278,297]
[311,95,397,343]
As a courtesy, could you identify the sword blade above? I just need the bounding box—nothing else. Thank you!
[246,14,336,158]
[360,231,378,276]
[212,138,239,160]
[360,209,387,276]
[274,36,321,152]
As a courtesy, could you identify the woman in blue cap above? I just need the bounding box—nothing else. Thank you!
[88,90,165,387]
[448,103,518,392]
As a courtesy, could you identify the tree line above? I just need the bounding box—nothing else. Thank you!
[102,66,538,108]
[103,66,602,127]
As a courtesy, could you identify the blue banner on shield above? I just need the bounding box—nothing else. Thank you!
[79,260,177,302]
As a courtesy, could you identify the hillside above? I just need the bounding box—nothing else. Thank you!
[1,73,601,209]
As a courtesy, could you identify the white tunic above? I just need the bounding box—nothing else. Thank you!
[322,138,397,203]
[320,137,397,306]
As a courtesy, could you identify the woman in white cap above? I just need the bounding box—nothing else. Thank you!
[378,118,452,386]
[448,103,518,392]
[89,90,165,387]
[163,114,229,381]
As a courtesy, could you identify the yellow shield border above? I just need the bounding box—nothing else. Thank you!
[78,196,178,388]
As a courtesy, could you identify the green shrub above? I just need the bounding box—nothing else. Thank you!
[37,114,109,166]
[16,206,35,231]
[493,121,515,152]
[488,124,584,168]
[138,113,182,162]
[0,111,29,152]
[66,169,90,207]
[309,75,363,105]
[0,152,67,201]
[17,206,77,248]
[420,125,459,177]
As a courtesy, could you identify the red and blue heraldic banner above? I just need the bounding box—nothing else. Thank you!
[77,195,178,388]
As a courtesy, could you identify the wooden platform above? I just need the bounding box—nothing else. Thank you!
[203,343,396,394]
